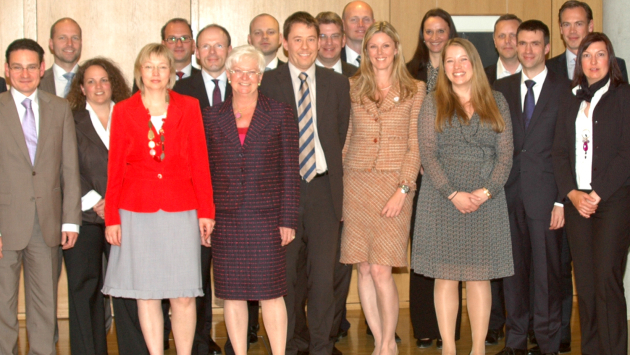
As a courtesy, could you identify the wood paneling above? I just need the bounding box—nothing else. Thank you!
[0,0,28,78]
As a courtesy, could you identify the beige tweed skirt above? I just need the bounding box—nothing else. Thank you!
[340,169,414,267]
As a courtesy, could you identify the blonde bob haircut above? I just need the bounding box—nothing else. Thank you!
[133,43,176,93]
[352,21,417,104]
[434,38,504,133]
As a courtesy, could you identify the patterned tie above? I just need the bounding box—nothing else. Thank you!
[63,72,75,98]
[298,72,317,182]
[212,79,222,107]
[523,80,536,129]
[176,71,184,80]
[21,98,37,165]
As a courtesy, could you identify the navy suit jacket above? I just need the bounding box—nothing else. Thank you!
[494,70,571,219]
[485,64,498,85]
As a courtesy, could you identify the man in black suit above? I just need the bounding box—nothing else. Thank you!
[484,14,522,85]
[493,20,570,355]
[248,14,286,71]
[173,24,232,355]
[260,11,350,355]
[340,1,374,67]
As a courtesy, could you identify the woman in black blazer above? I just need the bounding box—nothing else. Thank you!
[203,45,300,355]
[552,32,630,355]
[65,58,131,355]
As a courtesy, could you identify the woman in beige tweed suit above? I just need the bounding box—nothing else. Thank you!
[340,22,424,355]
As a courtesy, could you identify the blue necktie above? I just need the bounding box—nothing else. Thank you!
[298,72,317,182]
[523,80,536,129]
[63,72,75,98]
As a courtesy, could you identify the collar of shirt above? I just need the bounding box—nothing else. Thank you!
[178,63,193,79]
[345,46,360,67]
[11,87,40,135]
[266,57,279,70]
[566,49,577,80]
[520,67,548,108]
[86,101,114,149]
[201,70,228,105]
[496,57,522,80]
[52,63,79,97]
[315,58,343,74]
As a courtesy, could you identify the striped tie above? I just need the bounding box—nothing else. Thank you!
[298,72,317,182]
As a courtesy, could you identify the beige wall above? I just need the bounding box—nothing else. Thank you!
[7,0,600,318]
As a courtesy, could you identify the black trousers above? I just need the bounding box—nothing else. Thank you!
[564,187,630,355]
[559,229,573,345]
[193,245,214,354]
[224,301,260,354]
[286,175,341,355]
[489,279,506,331]
[503,195,562,353]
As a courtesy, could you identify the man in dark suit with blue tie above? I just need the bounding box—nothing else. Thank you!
[493,20,570,355]
[260,11,350,355]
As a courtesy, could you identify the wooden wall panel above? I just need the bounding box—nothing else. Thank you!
[36,0,191,87]
[0,0,28,81]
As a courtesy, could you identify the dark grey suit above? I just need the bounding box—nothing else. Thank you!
[260,64,350,355]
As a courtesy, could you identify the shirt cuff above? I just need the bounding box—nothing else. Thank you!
[554,202,564,208]
[62,224,80,233]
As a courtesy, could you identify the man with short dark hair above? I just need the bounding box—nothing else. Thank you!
[315,11,357,78]
[341,1,374,67]
[0,38,81,355]
[260,11,350,355]
[162,18,199,79]
[248,14,285,70]
[39,18,82,97]
[493,20,570,355]
[485,14,523,85]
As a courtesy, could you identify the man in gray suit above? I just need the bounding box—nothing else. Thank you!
[39,17,82,97]
[0,38,81,355]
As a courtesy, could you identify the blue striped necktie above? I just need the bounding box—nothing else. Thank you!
[298,72,317,182]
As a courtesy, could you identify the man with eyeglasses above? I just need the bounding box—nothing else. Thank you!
[341,1,374,67]
[162,18,200,80]
[248,14,285,71]
[39,18,82,98]
[316,12,357,79]
[0,38,81,355]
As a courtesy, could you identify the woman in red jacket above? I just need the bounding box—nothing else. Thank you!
[102,43,215,355]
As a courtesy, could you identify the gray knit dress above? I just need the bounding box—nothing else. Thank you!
[411,91,514,281]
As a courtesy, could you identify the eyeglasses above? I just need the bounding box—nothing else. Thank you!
[165,36,193,43]
[319,33,343,42]
[228,69,261,79]
[9,65,39,73]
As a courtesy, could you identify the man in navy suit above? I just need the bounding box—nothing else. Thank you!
[493,20,570,355]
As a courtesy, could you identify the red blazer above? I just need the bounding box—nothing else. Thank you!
[105,91,215,226]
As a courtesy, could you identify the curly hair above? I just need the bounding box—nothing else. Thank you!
[67,57,131,111]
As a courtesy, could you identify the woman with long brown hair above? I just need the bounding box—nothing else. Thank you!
[412,38,513,355]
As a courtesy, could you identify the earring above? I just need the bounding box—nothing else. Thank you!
[228,80,231,84]
[258,82,261,87]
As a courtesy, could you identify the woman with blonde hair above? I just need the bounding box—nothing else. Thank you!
[412,38,513,355]
[340,21,424,355]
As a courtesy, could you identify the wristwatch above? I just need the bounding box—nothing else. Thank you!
[400,185,410,194]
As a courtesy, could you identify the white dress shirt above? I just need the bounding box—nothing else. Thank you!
[178,63,193,79]
[315,58,343,74]
[566,49,577,80]
[520,67,547,110]
[287,62,328,174]
[201,70,227,106]
[344,46,361,68]
[11,87,79,233]
[572,79,610,190]
[52,63,79,98]
[266,57,280,71]
[496,58,522,80]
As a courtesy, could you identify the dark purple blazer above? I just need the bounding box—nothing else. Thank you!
[202,92,300,229]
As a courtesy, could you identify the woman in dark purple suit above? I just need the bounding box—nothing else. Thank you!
[203,45,300,355]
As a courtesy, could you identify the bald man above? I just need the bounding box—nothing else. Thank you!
[39,17,82,97]
[340,1,374,67]
[248,13,286,70]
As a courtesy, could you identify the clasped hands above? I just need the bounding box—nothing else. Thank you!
[450,188,489,214]
[568,189,601,219]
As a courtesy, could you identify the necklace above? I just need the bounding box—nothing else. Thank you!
[148,115,166,162]
[582,129,590,159]
[378,84,392,91]
[233,101,257,120]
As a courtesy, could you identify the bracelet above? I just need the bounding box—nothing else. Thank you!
[483,187,492,199]
[448,191,458,200]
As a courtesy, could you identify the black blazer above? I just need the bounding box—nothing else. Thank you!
[203,93,300,228]
[341,62,358,78]
[0,78,6,93]
[74,109,109,224]
[173,70,232,111]
[547,52,629,82]
[494,70,571,219]
[259,64,350,220]
[552,83,630,202]
[132,66,202,94]
[484,64,498,85]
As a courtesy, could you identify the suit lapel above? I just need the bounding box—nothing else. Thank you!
[525,74,553,134]
[243,94,272,149]
[193,73,210,109]
[315,66,328,133]
[558,53,569,79]
[278,66,298,120]
[34,92,53,166]
[75,110,108,151]
[215,96,241,148]
[0,92,32,164]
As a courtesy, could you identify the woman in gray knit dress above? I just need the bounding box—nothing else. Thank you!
[412,38,514,355]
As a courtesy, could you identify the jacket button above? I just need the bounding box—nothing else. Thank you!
[241,168,245,172]
[32,171,36,176]
[157,174,162,179]
[374,138,378,143]
[521,149,526,152]
[595,121,598,124]
[239,153,244,158]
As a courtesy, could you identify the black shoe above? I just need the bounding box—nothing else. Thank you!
[527,345,541,355]
[486,328,505,345]
[416,338,433,348]
[208,337,222,354]
[558,342,571,353]
[164,339,170,350]
[336,329,349,342]
[395,332,401,343]
[248,324,259,344]
[366,325,373,337]
[297,352,309,355]
[332,346,342,355]
[436,338,442,349]
[495,347,527,355]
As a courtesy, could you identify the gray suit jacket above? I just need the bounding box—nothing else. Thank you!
[38,68,56,95]
[0,90,81,249]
